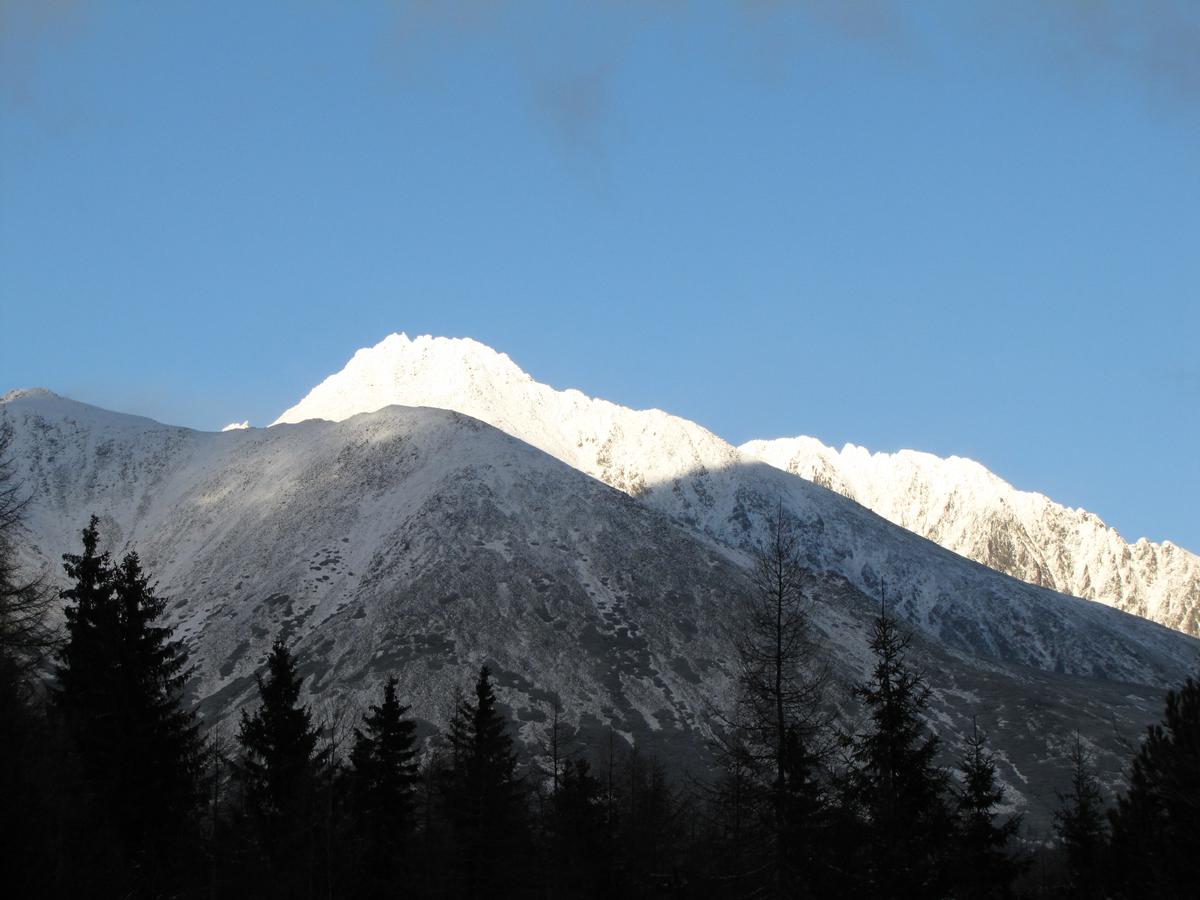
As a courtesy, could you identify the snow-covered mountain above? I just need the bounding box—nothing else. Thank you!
[739,437,1200,637]
[1,388,755,764]
[3,385,1198,827]
[274,332,1200,641]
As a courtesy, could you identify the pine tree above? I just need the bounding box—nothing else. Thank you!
[236,638,331,898]
[54,518,203,895]
[445,664,527,899]
[347,674,420,897]
[842,607,952,899]
[1107,676,1200,898]
[1052,734,1108,899]
[950,720,1025,898]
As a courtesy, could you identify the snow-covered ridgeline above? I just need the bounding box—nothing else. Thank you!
[273,333,1199,639]
[739,437,1200,636]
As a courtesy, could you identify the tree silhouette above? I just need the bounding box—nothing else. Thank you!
[1108,676,1200,898]
[236,638,331,898]
[547,757,618,898]
[445,665,528,899]
[951,720,1025,898]
[719,504,832,896]
[54,518,202,895]
[842,606,952,898]
[0,433,57,895]
[1052,734,1108,899]
[347,674,419,897]
[0,430,54,682]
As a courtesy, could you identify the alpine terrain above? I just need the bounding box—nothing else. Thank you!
[741,436,1200,637]
[2,336,1197,830]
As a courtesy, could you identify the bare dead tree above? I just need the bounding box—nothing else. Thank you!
[710,502,834,897]
[0,427,56,684]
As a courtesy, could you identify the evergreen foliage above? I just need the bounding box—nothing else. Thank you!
[236,638,332,898]
[842,607,952,899]
[8,517,1200,899]
[951,720,1026,898]
[1108,676,1200,898]
[347,674,420,896]
[53,517,203,895]
[1052,734,1109,899]
[620,747,685,894]
[548,757,618,898]
[445,664,529,899]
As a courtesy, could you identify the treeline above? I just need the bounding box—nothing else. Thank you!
[1,491,1198,896]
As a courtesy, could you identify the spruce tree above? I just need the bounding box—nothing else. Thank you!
[445,665,527,899]
[548,758,617,899]
[842,608,952,899]
[347,674,420,897]
[1108,676,1200,898]
[1052,734,1108,899]
[236,638,330,898]
[54,518,203,895]
[950,720,1025,898]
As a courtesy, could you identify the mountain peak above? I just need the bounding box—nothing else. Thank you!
[272,333,534,426]
[1,387,63,405]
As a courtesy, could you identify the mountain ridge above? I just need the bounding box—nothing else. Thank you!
[272,332,1200,638]
[740,435,1200,636]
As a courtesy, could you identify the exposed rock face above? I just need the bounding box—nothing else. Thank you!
[741,436,1200,636]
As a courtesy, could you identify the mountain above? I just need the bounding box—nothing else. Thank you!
[740,436,1200,637]
[4,386,1198,829]
[2,387,745,767]
[275,332,1200,649]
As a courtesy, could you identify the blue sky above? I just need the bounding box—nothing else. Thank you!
[1,1,1197,551]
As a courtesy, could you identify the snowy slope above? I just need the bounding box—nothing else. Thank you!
[2,388,747,765]
[740,437,1200,637]
[3,387,1198,825]
[273,333,1200,650]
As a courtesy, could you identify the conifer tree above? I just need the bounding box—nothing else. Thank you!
[548,758,617,899]
[950,720,1025,898]
[237,638,331,898]
[347,674,419,897]
[620,746,685,894]
[445,664,527,899]
[842,607,952,898]
[112,552,203,870]
[1052,734,1108,899]
[55,516,119,737]
[54,518,203,894]
[1107,676,1200,898]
